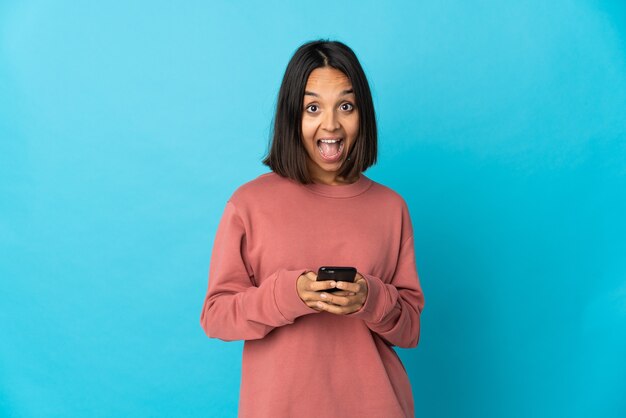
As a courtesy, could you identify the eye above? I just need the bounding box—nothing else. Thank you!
[340,102,354,112]
[305,104,319,113]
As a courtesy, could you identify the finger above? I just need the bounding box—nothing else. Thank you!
[335,280,361,293]
[316,301,359,315]
[307,280,337,292]
[304,271,318,281]
[305,300,323,310]
[319,292,352,306]
[331,290,356,297]
[301,289,343,303]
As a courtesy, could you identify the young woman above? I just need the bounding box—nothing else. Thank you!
[200,40,425,418]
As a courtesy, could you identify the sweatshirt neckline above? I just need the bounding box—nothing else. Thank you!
[302,174,373,198]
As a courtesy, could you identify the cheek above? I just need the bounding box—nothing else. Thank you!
[301,119,317,141]
[347,116,360,138]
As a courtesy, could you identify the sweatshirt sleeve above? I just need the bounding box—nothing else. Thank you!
[200,201,318,342]
[350,234,425,348]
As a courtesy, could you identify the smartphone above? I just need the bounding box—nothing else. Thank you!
[316,266,357,292]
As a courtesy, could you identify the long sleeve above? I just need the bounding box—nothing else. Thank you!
[198,173,424,418]
[200,201,317,342]
[350,234,425,348]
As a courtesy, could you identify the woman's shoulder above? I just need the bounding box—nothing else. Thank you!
[366,177,409,208]
[366,178,414,236]
[229,171,293,204]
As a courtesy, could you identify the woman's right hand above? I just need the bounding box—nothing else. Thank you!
[296,271,338,310]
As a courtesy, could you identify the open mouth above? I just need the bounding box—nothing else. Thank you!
[317,138,344,162]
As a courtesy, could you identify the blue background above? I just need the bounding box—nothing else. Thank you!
[1,1,625,417]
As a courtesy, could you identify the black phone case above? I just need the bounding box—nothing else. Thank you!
[317,266,357,292]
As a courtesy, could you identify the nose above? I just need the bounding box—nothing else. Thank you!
[321,109,340,132]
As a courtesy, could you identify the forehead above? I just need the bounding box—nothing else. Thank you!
[305,67,352,91]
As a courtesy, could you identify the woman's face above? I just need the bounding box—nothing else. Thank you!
[301,67,359,184]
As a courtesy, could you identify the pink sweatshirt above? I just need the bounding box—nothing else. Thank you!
[200,172,425,418]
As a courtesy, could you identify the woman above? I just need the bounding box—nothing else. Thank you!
[200,40,425,418]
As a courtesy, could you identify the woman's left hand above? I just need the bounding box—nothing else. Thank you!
[315,273,368,315]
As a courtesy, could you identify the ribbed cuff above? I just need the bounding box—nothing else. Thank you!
[274,268,318,322]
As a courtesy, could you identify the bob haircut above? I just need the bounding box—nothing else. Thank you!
[263,40,377,184]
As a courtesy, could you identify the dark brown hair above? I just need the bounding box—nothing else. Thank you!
[262,40,377,184]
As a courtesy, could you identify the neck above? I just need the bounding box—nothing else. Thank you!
[306,158,359,185]
[310,172,359,186]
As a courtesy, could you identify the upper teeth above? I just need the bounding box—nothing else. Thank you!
[320,139,341,143]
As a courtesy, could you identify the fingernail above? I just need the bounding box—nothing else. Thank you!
[317,301,324,308]
[329,281,336,287]
[320,293,327,299]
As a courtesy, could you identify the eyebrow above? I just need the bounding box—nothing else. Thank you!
[304,88,354,97]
